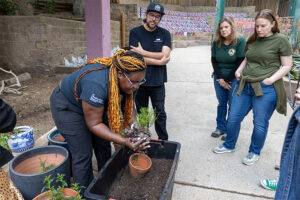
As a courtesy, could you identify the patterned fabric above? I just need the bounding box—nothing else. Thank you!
[0,168,24,200]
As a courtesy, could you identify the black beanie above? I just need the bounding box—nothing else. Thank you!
[0,99,16,133]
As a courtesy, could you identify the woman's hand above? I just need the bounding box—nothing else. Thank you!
[262,77,273,85]
[217,79,231,90]
[125,137,150,152]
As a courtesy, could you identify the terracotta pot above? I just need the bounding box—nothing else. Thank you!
[129,153,152,178]
[33,188,79,200]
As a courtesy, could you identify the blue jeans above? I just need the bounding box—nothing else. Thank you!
[223,82,277,155]
[213,75,237,132]
[275,105,300,200]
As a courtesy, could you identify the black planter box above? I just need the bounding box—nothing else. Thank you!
[84,140,181,200]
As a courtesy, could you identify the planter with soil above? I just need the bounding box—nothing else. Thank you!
[9,145,70,200]
[48,128,69,150]
[84,140,181,200]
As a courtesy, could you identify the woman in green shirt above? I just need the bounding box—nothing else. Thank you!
[211,17,246,140]
[213,9,293,165]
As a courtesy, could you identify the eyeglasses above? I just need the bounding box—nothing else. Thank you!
[123,73,146,88]
[148,13,161,20]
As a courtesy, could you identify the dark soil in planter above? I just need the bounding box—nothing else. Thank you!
[53,134,65,142]
[108,158,173,200]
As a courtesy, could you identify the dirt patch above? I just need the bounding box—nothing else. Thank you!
[108,158,173,200]
[0,71,67,140]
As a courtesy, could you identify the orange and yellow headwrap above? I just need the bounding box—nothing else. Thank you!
[74,49,146,135]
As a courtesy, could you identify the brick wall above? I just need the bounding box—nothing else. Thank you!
[0,16,121,73]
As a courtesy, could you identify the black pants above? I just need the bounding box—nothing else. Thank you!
[50,86,111,192]
[135,85,168,140]
[0,146,13,168]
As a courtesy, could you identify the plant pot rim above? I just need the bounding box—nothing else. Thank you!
[129,153,152,171]
[9,145,69,177]
[283,76,298,83]
[33,188,79,200]
[48,131,67,145]
[14,126,33,131]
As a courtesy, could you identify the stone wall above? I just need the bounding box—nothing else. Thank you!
[110,3,142,47]
[0,16,120,73]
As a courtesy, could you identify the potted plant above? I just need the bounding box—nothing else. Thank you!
[0,126,34,153]
[33,173,83,200]
[123,107,157,142]
[9,145,70,199]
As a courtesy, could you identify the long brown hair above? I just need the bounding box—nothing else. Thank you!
[74,50,146,135]
[247,9,280,44]
[214,16,239,48]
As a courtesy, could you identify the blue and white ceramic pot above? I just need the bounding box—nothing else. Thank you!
[7,126,34,152]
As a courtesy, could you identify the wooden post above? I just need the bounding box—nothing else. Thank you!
[122,12,126,48]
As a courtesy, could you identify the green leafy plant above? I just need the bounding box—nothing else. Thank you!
[0,0,19,15]
[0,133,11,150]
[38,157,56,173]
[0,129,20,151]
[43,0,56,14]
[136,107,157,132]
[288,55,300,80]
[41,173,84,200]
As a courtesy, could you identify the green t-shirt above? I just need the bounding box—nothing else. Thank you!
[243,33,292,77]
[211,36,246,77]
[237,33,293,115]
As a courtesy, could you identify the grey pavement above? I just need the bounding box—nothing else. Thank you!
[153,46,293,200]
[4,46,292,199]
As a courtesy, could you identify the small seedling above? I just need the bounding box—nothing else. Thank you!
[135,107,157,132]
[41,173,84,200]
[38,157,56,173]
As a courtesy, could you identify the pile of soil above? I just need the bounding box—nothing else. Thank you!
[0,71,67,140]
[108,158,173,200]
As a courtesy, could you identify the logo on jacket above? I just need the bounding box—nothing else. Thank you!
[90,94,103,104]
[228,48,236,56]
[154,38,162,43]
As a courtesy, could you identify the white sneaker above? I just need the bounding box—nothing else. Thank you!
[260,179,277,190]
[243,152,259,165]
[213,145,235,154]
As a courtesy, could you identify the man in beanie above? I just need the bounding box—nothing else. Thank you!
[129,2,171,140]
[0,98,16,167]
